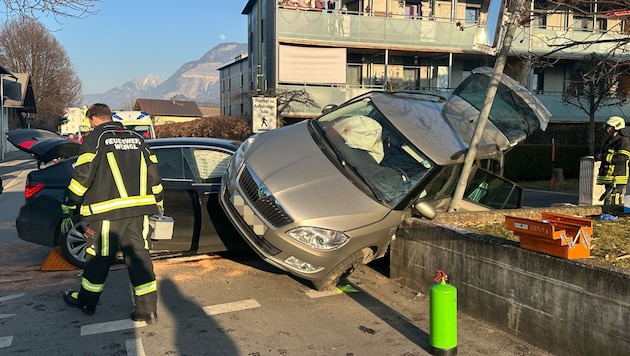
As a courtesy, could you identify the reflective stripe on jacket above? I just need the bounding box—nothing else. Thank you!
[65,121,163,221]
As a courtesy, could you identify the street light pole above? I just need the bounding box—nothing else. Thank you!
[448,0,526,212]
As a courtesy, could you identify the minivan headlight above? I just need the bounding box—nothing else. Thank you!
[286,227,349,250]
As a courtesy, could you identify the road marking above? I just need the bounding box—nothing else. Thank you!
[203,299,261,316]
[81,319,146,336]
[0,293,25,302]
[126,338,146,356]
[0,336,12,348]
[0,314,15,319]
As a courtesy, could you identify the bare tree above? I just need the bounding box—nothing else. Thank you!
[563,53,628,154]
[1,0,99,19]
[0,18,82,131]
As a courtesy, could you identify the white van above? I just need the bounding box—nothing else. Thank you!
[112,111,156,139]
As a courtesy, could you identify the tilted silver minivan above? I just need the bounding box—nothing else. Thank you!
[220,67,551,290]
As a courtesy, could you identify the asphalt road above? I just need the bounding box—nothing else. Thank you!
[0,149,552,355]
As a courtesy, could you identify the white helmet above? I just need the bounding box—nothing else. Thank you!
[606,116,626,130]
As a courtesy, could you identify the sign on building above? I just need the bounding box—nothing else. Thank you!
[252,97,277,133]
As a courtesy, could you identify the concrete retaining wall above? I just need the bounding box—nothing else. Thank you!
[390,205,630,356]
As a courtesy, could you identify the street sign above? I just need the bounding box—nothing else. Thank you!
[473,0,506,55]
[252,97,277,133]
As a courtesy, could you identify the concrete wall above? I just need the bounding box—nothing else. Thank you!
[390,205,630,356]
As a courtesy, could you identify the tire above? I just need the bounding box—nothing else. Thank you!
[311,250,365,291]
[59,216,88,269]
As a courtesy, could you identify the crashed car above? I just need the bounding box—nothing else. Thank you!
[8,130,247,268]
[220,67,551,291]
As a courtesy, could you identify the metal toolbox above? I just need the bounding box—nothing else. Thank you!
[149,215,174,240]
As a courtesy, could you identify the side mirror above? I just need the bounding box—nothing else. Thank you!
[322,104,337,115]
[412,201,436,220]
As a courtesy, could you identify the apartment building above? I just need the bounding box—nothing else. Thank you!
[220,0,630,124]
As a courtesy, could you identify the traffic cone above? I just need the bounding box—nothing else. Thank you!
[41,248,78,271]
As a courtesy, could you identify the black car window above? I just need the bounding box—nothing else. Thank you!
[154,148,186,180]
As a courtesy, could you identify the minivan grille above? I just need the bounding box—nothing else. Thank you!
[239,166,293,228]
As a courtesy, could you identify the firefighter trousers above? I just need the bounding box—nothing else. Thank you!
[77,215,157,313]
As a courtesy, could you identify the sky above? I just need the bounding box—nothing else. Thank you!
[32,1,249,94]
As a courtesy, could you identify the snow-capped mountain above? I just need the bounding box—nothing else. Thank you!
[82,42,247,109]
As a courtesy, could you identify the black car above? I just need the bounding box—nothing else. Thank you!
[7,129,247,268]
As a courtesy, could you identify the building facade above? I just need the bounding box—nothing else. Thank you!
[220,0,630,124]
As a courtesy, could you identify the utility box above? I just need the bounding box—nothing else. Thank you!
[579,156,605,206]
[505,212,592,259]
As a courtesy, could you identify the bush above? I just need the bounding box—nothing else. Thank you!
[154,116,252,141]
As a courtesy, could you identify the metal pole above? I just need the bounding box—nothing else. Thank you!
[447,1,524,212]
[0,74,4,162]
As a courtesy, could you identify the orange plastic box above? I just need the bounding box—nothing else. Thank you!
[504,212,592,259]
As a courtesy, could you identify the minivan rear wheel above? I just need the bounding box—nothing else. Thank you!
[59,216,88,269]
[311,250,364,291]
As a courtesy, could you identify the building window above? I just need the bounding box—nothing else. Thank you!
[465,7,479,24]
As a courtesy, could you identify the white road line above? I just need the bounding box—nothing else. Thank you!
[81,319,146,336]
[304,288,343,298]
[203,299,261,316]
[0,314,15,319]
[0,336,13,348]
[0,293,25,302]
[126,338,146,356]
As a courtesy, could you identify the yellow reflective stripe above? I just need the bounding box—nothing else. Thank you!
[68,178,88,196]
[75,152,95,167]
[134,280,157,296]
[142,215,150,249]
[140,154,147,195]
[79,195,157,216]
[81,277,104,293]
[107,152,128,198]
[152,183,163,195]
[149,154,158,164]
[101,220,110,256]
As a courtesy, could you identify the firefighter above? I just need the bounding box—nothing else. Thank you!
[596,115,630,208]
[62,103,164,324]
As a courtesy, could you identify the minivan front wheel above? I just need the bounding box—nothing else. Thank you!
[311,250,365,291]
[59,216,88,269]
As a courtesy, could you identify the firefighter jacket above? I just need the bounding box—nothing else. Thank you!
[597,130,630,186]
[65,121,164,221]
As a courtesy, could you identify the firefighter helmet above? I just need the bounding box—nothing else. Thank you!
[606,116,626,130]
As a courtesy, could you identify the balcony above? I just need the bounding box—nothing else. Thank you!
[276,8,630,58]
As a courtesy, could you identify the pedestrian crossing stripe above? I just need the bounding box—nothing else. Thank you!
[203,298,261,315]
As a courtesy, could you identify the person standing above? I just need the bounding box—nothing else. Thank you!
[596,115,630,208]
[315,0,325,11]
[62,103,164,324]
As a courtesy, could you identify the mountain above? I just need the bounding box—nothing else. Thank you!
[81,42,248,109]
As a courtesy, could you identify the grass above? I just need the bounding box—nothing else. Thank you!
[464,216,630,270]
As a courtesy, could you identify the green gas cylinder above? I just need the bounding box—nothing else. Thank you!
[430,270,457,355]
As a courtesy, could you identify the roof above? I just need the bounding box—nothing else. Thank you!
[198,105,220,118]
[2,72,36,113]
[133,98,203,117]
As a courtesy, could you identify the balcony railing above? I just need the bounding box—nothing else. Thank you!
[276,8,630,58]
[278,83,630,122]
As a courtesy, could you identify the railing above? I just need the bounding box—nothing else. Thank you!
[277,83,630,122]
[276,8,630,57]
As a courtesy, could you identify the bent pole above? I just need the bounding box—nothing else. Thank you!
[448,1,524,212]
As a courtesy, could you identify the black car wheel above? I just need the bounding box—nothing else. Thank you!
[59,216,87,269]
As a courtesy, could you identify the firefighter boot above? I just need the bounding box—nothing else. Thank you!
[131,292,158,324]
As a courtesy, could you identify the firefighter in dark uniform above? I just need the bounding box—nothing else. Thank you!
[596,115,630,208]
[62,103,164,324]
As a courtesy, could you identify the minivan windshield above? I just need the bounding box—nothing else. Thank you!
[313,98,433,207]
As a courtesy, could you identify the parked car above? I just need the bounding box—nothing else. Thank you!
[7,130,247,268]
[220,67,551,291]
